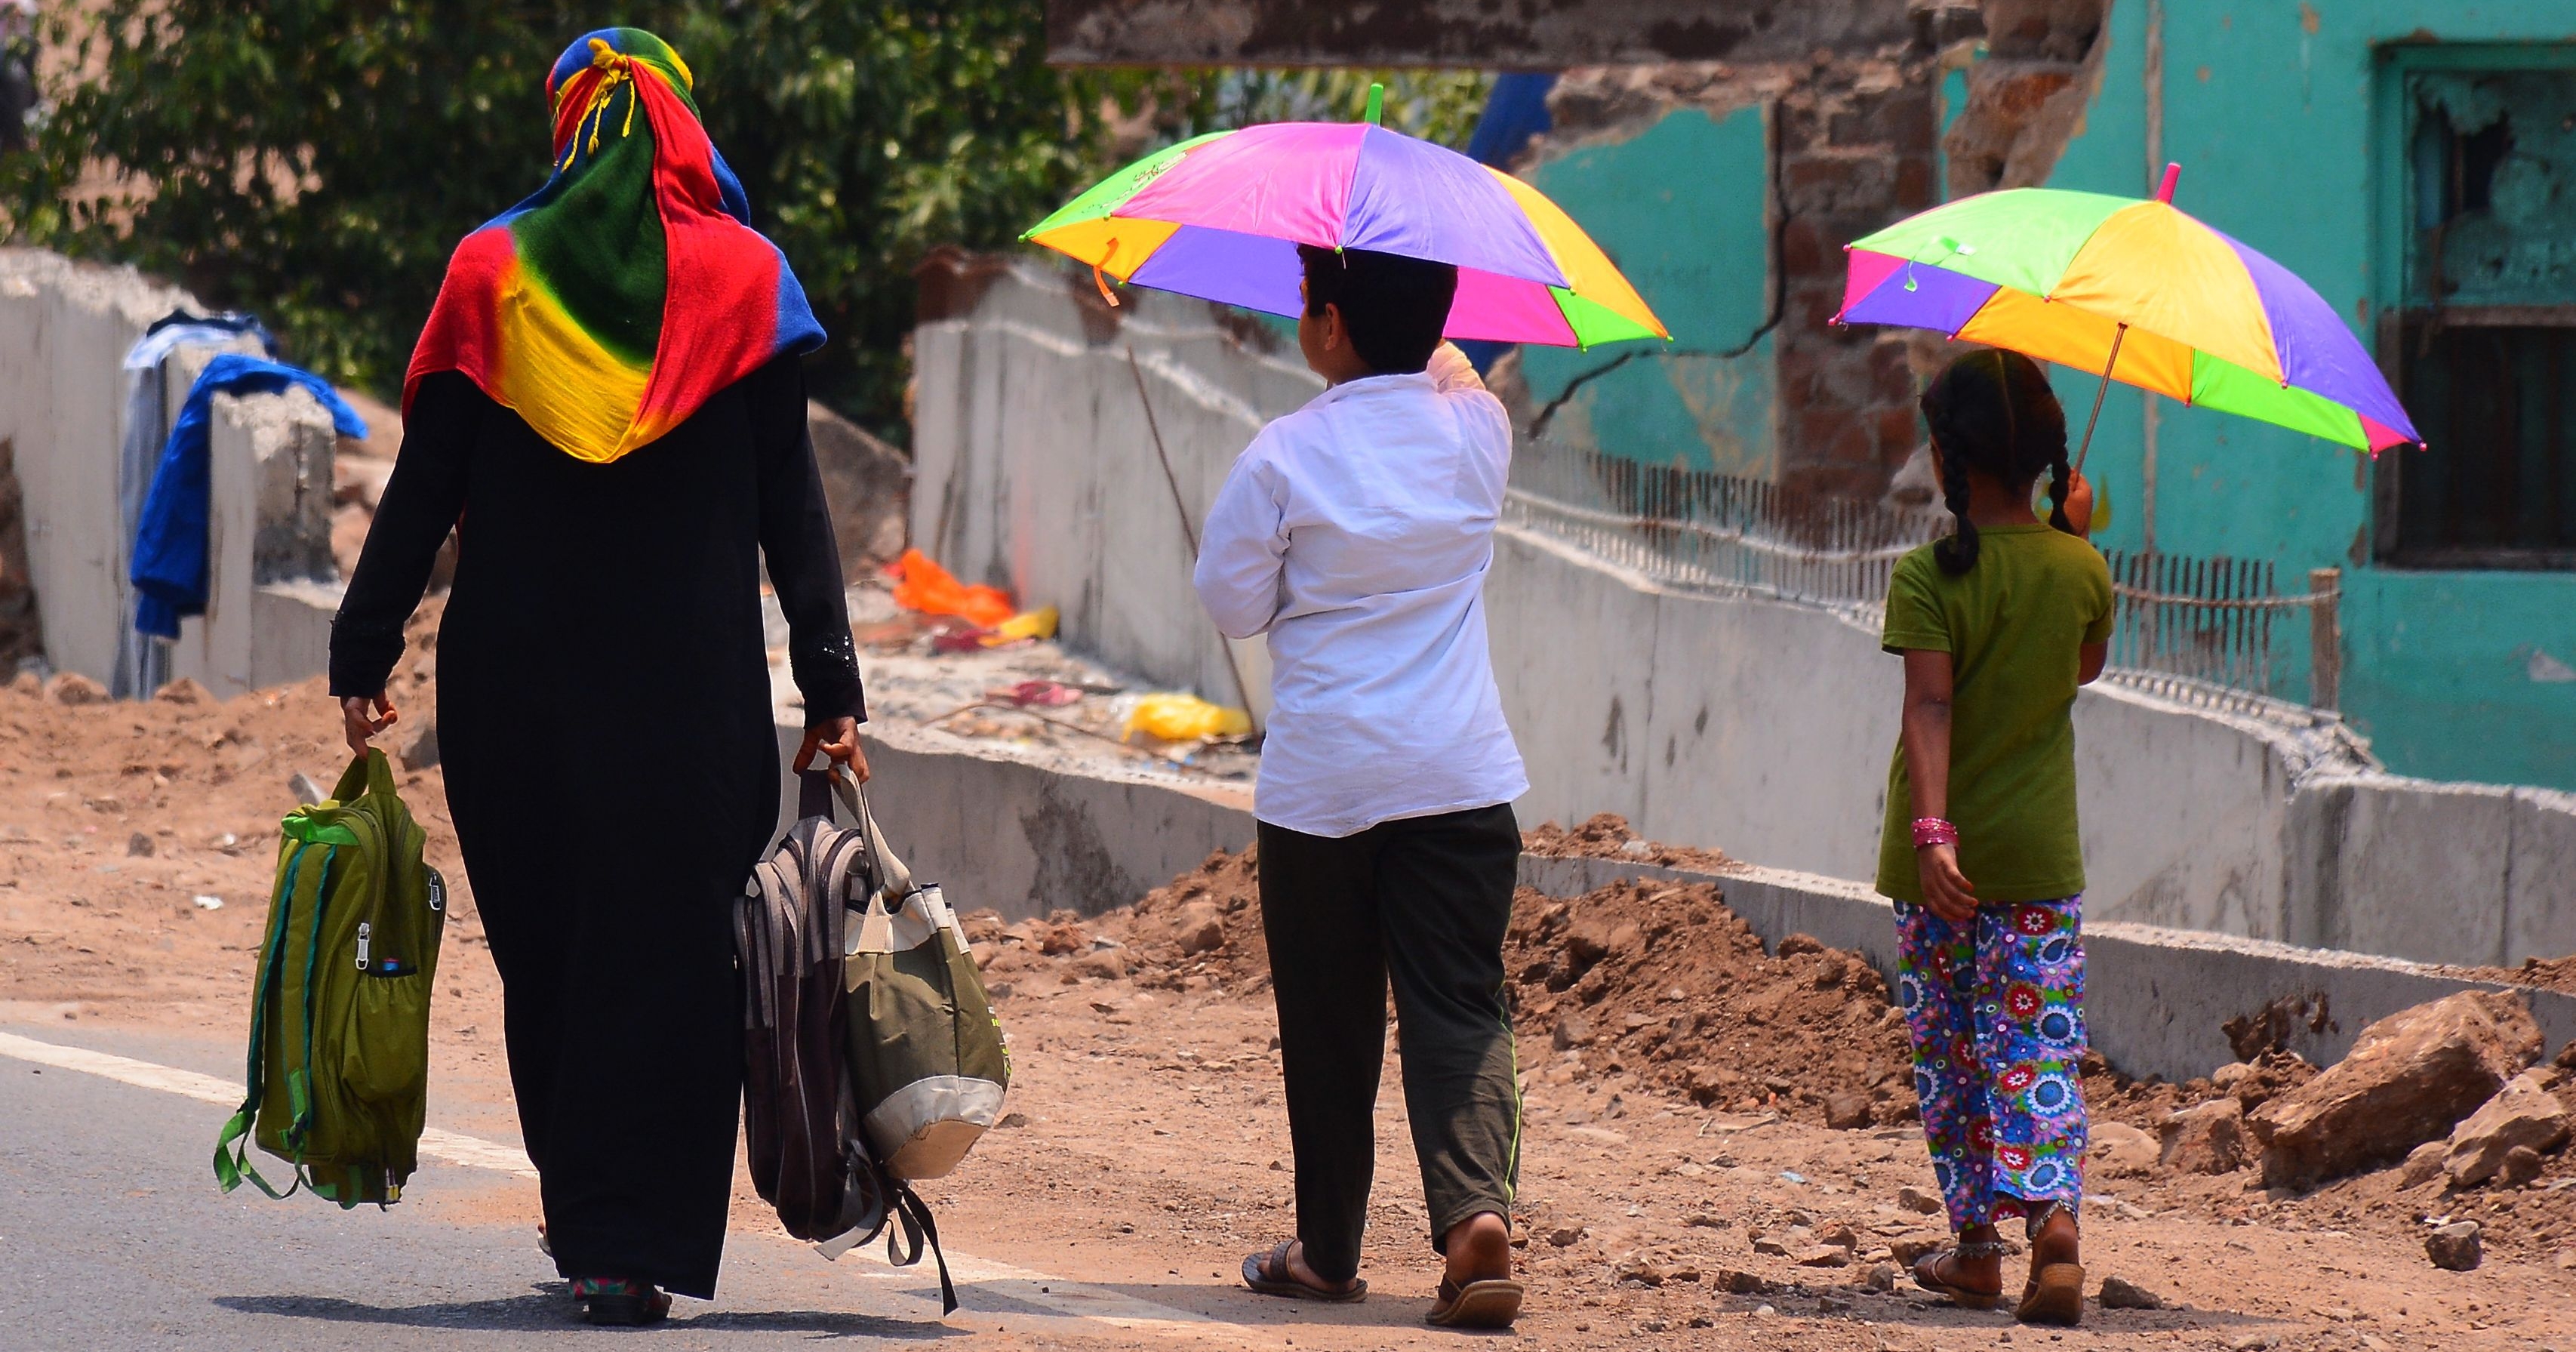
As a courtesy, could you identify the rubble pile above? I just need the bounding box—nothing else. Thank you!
[1522,812,1738,873]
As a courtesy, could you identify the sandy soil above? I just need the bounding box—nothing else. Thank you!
[8,672,2576,1350]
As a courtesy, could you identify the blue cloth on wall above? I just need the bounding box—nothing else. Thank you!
[131,355,365,639]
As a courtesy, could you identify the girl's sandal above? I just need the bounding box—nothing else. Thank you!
[1241,1241,1368,1302]
[1910,1242,2009,1311]
[572,1277,672,1327]
[2016,1260,2086,1326]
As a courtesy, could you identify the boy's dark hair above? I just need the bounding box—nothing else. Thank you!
[1297,244,1458,374]
[1919,347,2073,575]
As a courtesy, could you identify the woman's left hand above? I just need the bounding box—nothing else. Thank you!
[795,715,869,784]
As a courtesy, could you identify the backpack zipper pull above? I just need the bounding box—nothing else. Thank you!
[355,920,372,971]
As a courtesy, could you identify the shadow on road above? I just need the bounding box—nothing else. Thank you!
[216,1287,959,1339]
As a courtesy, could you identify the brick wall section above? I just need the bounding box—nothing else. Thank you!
[1543,0,2105,500]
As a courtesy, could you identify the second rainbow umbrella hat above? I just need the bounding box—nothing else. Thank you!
[1023,89,1667,350]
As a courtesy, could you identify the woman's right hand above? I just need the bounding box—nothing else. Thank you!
[341,694,399,755]
[1916,842,1978,924]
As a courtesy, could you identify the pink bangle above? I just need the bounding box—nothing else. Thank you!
[1912,818,1959,849]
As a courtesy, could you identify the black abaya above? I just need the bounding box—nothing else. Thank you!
[330,356,863,1298]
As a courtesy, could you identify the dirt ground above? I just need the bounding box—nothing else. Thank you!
[8,674,2576,1350]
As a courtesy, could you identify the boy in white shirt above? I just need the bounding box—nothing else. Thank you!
[1196,245,1527,1330]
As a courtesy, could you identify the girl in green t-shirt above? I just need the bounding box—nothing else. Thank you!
[1879,350,2113,1328]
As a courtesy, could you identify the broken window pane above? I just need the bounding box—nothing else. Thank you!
[2382,65,2576,568]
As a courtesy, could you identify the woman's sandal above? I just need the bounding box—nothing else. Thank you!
[1425,1273,1525,1329]
[1910,1241,2009,1311]
[572,1277,672,1327]
[1241,1241,1367,1302]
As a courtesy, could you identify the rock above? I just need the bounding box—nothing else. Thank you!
[959,909,1008,945]
[1888,1234,1944,1265]
[1824,1091,1873,1129]
[1793,1246,1852,1268]
[152,676,211,704]
[1860,1262,1897,1292]
[1817,1221,1860,1251]
[1895,1185,1944,1215]
[2249,990,2542,1190]
[2397,1140,2448,1189]
[995,1111,1030,1129]
[2425,1220,2482,1271]
[1073,950,1129,981]
[6,670,37,696]
[1037,922,1088,956]
[1751,1236,1792,1257]
[2444,1069,2571,1187]
[1552,1012,1596,1050]
[1613,1256,1664,1287]
[399,722,441,770]
[1171,901,1226,955]
[125,832,154,858]
[2090,1120,2159,1177]
[1546,1225,1586,1247]
[1777,933,1826,957]
[2498,1144,2547,1187]
[1713,1268,1772,1295]
[2097,1274,2165,1310]
[2211,1061,2257,1089]
[1683,1211,1727,1228]
[44,672,106,705]
[2159,1098,2251,1175]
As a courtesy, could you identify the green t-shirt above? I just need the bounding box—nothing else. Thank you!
[1874,524,2114,905]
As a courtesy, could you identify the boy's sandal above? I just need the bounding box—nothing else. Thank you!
[2016,1261,2086,1326]
[1910,1243,2009,1311]
[1425,1274,1525,1329]
[1241,1241,1367,1302]
[572,1277,672,1327]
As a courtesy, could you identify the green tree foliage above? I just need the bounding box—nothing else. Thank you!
[1,3,1485,436]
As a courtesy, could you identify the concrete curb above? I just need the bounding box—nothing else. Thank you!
[1518,855,2576,1085]
[778,728,2574,1084]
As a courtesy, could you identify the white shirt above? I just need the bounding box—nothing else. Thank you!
[1193,344,1529,838]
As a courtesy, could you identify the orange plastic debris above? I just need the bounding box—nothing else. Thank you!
[888,548,1016,629]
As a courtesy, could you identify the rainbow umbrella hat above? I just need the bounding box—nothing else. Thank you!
[1022,88,1667,350]
[1838,165,2420,462]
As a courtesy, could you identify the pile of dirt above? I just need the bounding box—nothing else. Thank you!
[1504,877,1912,1126]
[1091,846,1271,992]
[1522,812,1739,873]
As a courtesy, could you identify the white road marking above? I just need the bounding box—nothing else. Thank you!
[0,1030,1301,1347]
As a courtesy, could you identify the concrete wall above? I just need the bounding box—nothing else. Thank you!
[0,248,339,696]
[912,256,1318,722]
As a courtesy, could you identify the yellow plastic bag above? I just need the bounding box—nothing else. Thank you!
[1122,693,1251,743]
[981,605,1059,646]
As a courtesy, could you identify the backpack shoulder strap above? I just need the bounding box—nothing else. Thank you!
[214,840,327,1198]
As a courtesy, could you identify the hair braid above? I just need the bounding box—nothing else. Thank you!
[1931,432,1981,575]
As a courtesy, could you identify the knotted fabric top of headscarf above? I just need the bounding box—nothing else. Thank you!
[405,27,823,463]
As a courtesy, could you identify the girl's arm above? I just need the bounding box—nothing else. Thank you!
[331,371,477,753]
[1900,648,1979,922]
[2079,641,2108,685]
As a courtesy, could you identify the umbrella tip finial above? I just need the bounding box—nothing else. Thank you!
[2156,162,2181,204]
[1364,82,1383,126]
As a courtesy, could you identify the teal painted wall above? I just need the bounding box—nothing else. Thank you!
[1518,107,1776,474]
[2041,0,2576,789]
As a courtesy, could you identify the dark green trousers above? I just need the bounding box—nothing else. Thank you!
[1257,803,1523,1284]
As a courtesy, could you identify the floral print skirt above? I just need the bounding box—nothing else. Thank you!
[1894,895,2088,1231]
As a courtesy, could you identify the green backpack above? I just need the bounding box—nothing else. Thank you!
[214,749,448,1206]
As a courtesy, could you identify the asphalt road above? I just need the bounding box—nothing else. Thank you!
[0,1020,993,1351]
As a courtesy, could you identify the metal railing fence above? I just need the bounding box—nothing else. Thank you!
[1503,437,2344,716]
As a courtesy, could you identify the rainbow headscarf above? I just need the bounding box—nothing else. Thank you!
[405,28,823,463]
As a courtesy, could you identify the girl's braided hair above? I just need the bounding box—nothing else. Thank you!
[1920,348,2073,575]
